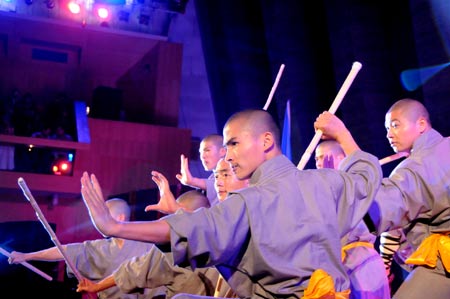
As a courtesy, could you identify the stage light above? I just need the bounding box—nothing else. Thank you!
[51,158,72,176]
[97,7,109,19]
[68,1,81,14]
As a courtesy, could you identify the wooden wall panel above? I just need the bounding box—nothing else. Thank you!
[0,118,191,196]
[0,200,102,244]
[0,118,191,243]
[73,118,191,197]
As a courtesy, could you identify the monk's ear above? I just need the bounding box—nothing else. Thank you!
[262,132,275,150]
[417,116,427,133]
[219,146,227,157]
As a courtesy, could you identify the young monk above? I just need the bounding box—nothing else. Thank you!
[315,140,390,299]
[77,159,248,298]
[8,198,162,299]
[176,134,226,205]
[316,99,450,299]
[80,109,382,298]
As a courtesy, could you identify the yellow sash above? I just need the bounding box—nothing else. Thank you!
[341,241,374,262]
[405,233,450,272]
[302,269,350,299]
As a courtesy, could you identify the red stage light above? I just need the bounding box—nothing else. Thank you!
[52,158,73,176]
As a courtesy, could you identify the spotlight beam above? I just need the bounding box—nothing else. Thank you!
[400,61,450,91]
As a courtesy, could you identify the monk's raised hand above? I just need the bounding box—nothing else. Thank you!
[81,172,116,237]
[175,154,194,186]
[145,171,179,214]
[314,111,348,140]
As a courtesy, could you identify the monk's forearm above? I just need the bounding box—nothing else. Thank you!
[27,246,65,262]
[335,129,360,156]
[95,275,117,292]
[109,219,171,243]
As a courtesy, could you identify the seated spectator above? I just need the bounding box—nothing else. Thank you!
[51,125,74,141]
[31,126,52,139]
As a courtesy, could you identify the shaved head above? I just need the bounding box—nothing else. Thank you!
[315,140,346,169]
[224,109,281,148]
[177,190,210,211]
[387,98,430,126]
[199,134,226,171]
[316,140,345,155]
[106,198,131,221]
[223,109,282,180]
[201,134,223,147]
[385,98,431,153]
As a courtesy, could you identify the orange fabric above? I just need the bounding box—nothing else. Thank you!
[405,233,450,272]
[341,241,374,262]
[302,269,350,299]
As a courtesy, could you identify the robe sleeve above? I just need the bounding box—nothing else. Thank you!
[165,195,250,269]
[368,163,434,234]
[336,149,382,236]
[65,239,109,280]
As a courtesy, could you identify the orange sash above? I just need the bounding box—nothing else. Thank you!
[405,233,450,272]
[302,269,350,299]
[341,241,374,262]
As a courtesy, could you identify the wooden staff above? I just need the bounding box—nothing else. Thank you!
[379,152,409,165]
[263,64,285,111]
[297,61,363,170]
[17,177,83,282]
[0,246,53,281]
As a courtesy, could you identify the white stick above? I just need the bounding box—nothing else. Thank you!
[17,177,83,282]
[297,61,363,170]
[0,246,53,281]
[263,64,285,111]
[379,152,409,165]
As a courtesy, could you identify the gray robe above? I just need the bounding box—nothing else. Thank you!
[113,243,219,298]
[367,129,450,299]
[205,173,219,206]
[337,164,390,299]
[166,151,382,298]
[340,221,390,299]
[112,187,231,298]
[65,238,164,299]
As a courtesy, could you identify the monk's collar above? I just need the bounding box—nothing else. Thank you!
[249,155,291,185]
